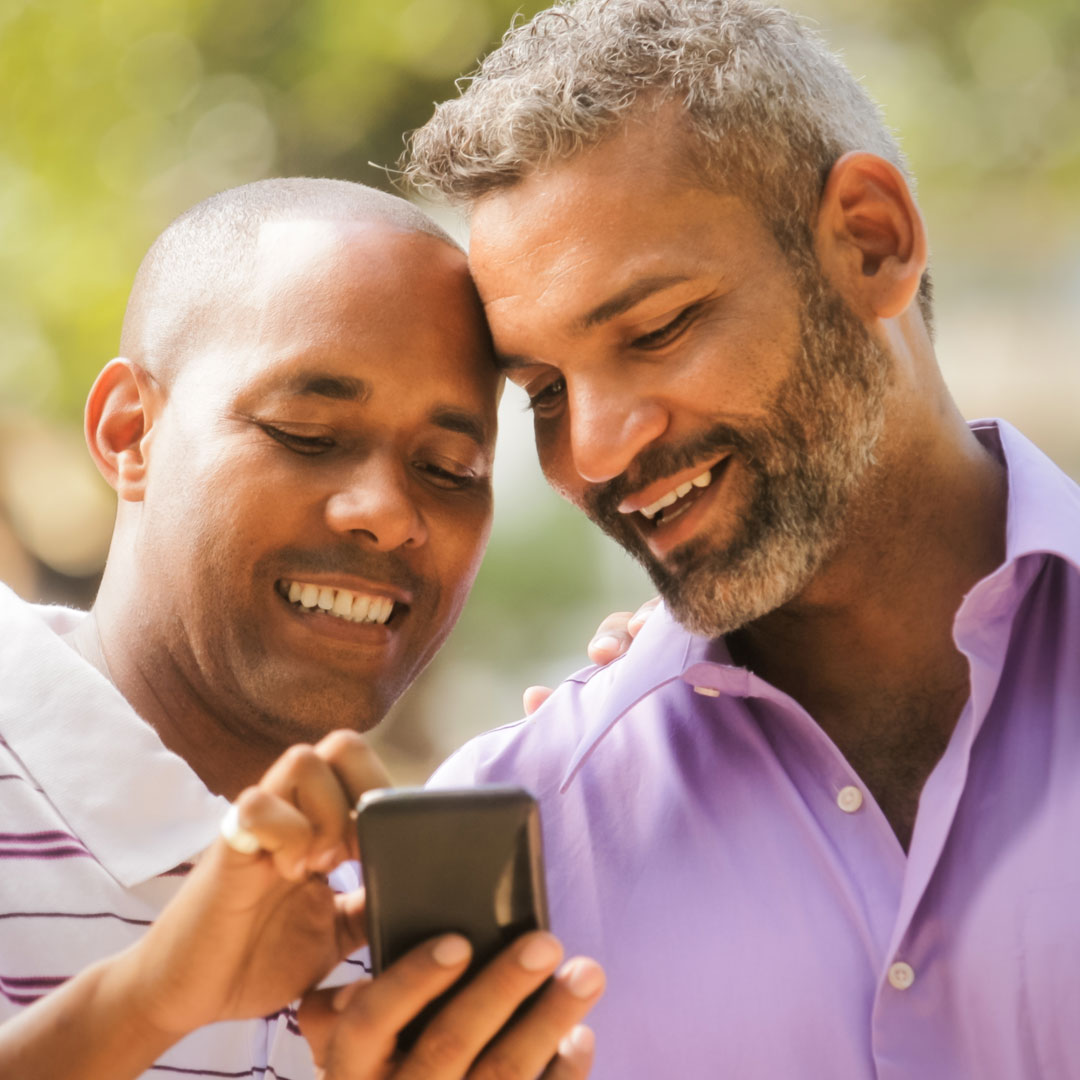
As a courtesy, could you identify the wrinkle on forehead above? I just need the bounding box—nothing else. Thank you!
[477,242,598,312]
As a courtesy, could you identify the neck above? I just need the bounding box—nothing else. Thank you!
[65,600,285,800]
[731,402,1008,732]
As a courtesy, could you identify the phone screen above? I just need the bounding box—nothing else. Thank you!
[356,786,549,1050]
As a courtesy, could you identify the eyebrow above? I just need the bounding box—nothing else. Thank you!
[577,275,691,331]
[287,373,371,401]
[493,274,693,372]
[430,407,490,448]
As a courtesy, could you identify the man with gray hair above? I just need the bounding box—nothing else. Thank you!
[407,1,1080,1076]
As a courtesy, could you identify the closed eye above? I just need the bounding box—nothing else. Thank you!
[630,304,702,350]
[414,461,482,491]
[261,424,336,455]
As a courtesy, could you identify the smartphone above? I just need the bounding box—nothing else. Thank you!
[355,785,550,1051]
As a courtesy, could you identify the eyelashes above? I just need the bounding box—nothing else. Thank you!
[629,303,701,350]
[526,376,566,414]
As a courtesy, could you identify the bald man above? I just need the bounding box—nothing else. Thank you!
[0,178,603,1080]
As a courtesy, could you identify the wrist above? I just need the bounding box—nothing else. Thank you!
[101,941,197,1050]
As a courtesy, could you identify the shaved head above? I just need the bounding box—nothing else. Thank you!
[119,177,457,383]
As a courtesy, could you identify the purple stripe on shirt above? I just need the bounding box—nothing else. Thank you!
[158,862,195,877]
[0,985,44,1006]
[149,1066,300,1078]
[0,831,82,843]
[0,846,94,859]
[265,1005,303,1038]
[0,910,153,926]
[0,974,69,988]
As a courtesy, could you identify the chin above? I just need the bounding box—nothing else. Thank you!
[233,676,395,746]
[649,526,830,638]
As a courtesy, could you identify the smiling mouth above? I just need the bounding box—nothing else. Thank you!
[621,459,730,529]
[276,579,401,626]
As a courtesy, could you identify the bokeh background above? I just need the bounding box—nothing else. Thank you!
[2,0,1078,781]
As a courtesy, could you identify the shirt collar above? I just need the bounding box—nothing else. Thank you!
[561,419,1080,788]
[0,584,230,887]
[978,418,1080,572]
[559,603,751,790]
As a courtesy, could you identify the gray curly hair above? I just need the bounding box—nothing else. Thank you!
[405,0,932,323]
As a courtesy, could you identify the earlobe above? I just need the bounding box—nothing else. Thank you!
[815,152,928,320]
[84,359,162,501]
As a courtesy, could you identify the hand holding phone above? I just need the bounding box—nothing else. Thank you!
[356,786,550,1050]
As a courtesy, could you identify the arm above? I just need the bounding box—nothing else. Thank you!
[0,729,603,1080]
[0,729,385,1079]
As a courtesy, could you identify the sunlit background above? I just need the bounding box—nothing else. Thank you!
[2,0,1078,781]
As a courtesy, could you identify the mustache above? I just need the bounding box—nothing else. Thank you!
[273,546,426,599]
[584,421,760,523]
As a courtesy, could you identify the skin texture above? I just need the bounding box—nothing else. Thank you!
[468,110,1008,849]
[4,197,606,1078]
[80,220,500,799]
[0,729,604,1080]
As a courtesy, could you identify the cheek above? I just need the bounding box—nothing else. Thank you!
[433,503,494,602]
[533,418,583,500]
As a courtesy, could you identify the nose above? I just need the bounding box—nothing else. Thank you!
[324,456,428,550]
[568,379,669,484]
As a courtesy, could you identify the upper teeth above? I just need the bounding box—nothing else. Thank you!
[283,580,395,624]
[637,469,713,520]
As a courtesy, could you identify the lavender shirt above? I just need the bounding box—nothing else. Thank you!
[430,421,1080,1080]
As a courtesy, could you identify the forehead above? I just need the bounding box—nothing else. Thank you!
[467,123,779,322]
[188,218,499,429]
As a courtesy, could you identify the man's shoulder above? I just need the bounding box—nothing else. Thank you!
[430,609,708,796]
[430,657,624,794]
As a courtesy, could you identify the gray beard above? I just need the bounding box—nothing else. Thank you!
[582,269,890,638]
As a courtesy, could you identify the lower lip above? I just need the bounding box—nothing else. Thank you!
[275,590,398,646]
[638,457,734,560]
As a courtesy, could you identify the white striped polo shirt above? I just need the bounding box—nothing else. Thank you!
[0,582,323,1079]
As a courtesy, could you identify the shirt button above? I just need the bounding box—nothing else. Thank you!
[888,961,915,990]
[836,785,864,813]
[693,686,720,697]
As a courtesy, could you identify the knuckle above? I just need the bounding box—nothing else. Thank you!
[472,1054,532,1080]
[232,785,265,813]
[411,1024,471,1069]
[317,728,366,758]
[279,742,318,774]
[272,738,317,781]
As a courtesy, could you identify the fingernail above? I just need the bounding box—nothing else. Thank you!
[557,958,605,999]
[589,635,621,658]
[559,1025,595,1059]
[432,934,471,967]
[518,933,562,972]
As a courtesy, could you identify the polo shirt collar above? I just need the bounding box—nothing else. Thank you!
[0,584,229,888]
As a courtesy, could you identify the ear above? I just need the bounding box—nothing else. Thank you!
[84,359,164,502]
[815,152,927,321]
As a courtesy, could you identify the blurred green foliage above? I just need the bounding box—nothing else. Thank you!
[0,0,550,418]
[1,0,1077,422]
